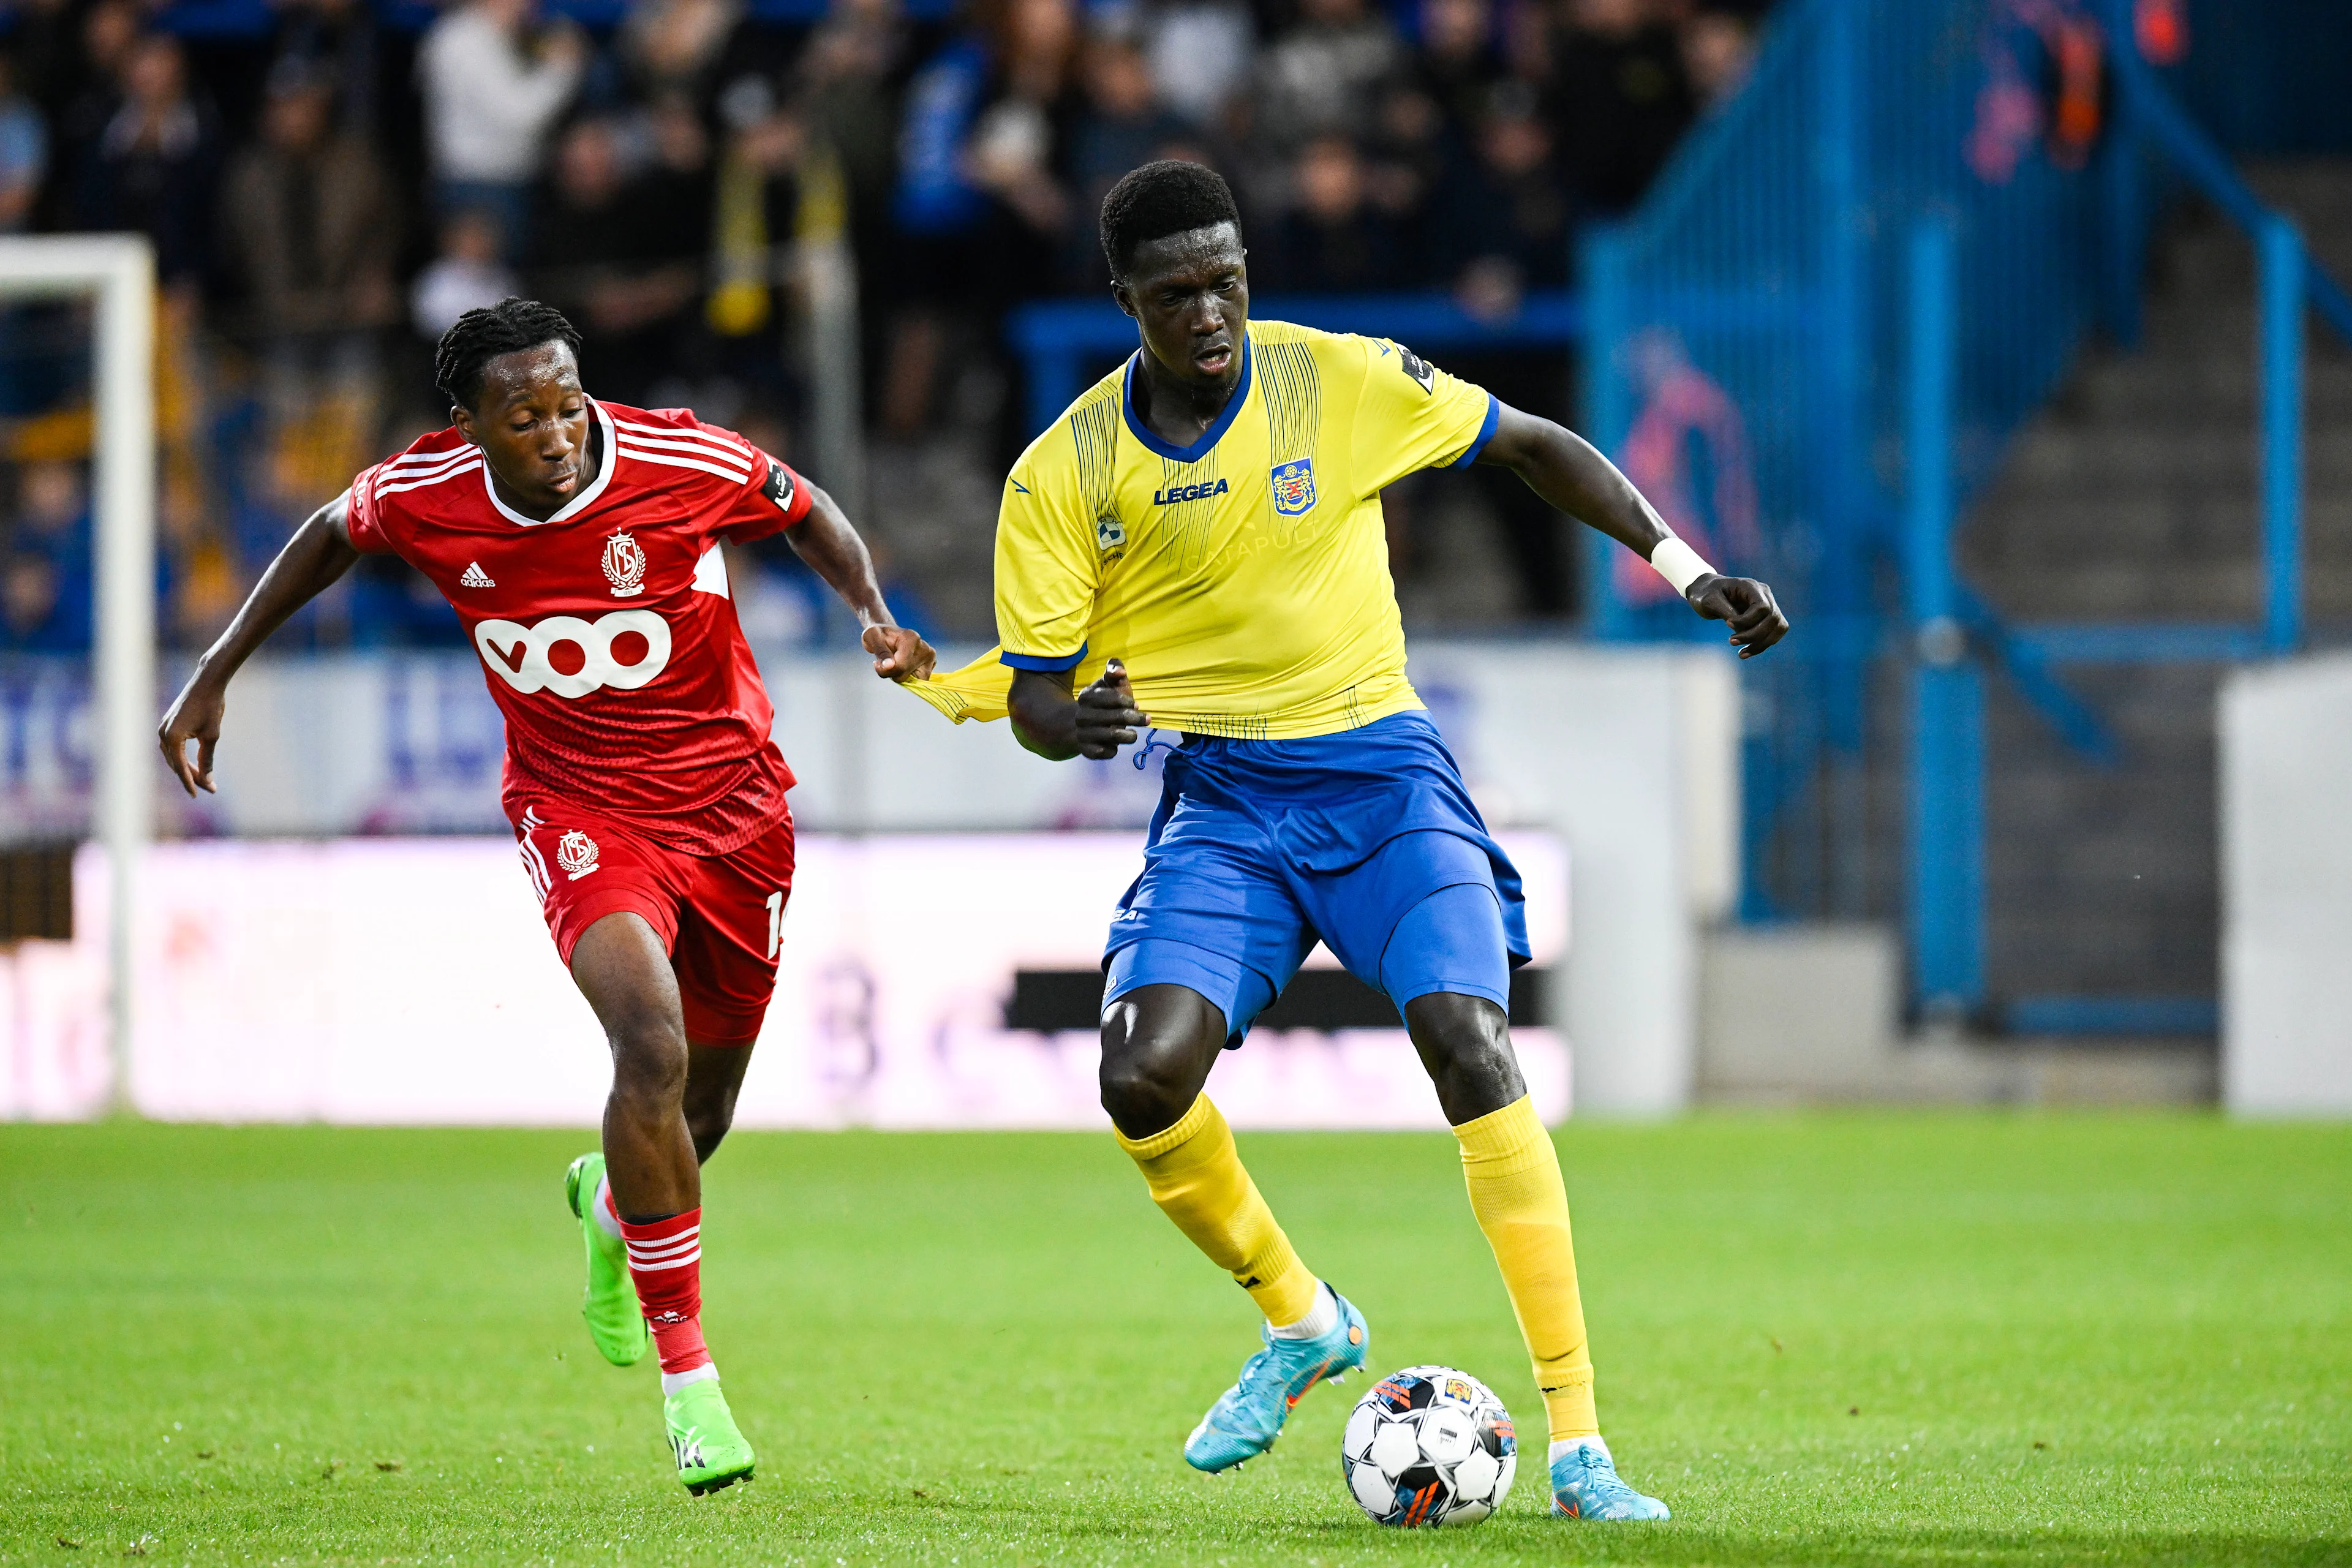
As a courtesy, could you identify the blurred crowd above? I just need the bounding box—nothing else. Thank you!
[0,0,1762,652]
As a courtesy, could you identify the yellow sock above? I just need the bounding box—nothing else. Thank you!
[1115,1094,1321,1326]
[1455,1095,1599,1441]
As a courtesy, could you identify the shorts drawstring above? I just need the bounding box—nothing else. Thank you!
[1134,728,1179,771]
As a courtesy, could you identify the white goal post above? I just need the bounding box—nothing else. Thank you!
[0,235,157,1113]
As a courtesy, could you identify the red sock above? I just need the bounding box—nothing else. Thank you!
[620,1208,714,1376]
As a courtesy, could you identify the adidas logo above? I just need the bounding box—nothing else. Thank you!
[460,562,495,587]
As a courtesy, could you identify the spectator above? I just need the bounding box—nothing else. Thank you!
[1429,86,1578,614]
[892,0,1077,251]
[1142,1,1253,128]
[45,0,136,152]
[268,0,383,143]
[412,209,521,342]
[1547,0,1695,214]
[793,0,909,289]
[221,59,401,505]
[12,0,86,130]
[416,0,586,260]
[0,53,48,232]
[704,95,801,342]
[532,118,703,405]
[883,0,1076,435]
[1253,0,1403,151]
[1,551,59,650]
[1065,35,1194,286]
[1681,8,1756,108]
[962,0,1079,247]
[1433,83,1570,314]
[222,62,399,348]
[619,0,745,106]
[1253,135,1403,292]
[1408,0,1507,146]
[1069,37,1188,217]
[891,33,990,249]
[1,461,91,653]
[637,91,720,246]
[72,34,224,291]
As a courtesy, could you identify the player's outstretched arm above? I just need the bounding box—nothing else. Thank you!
[157,492,363,797]
[1008,660,1150,762]
[783,481,937,683]
[1477,402,1790,658]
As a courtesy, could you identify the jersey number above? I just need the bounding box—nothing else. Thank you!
[764,891,786,960]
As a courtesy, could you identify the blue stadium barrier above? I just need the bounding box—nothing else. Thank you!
[2004,995,2221,1037]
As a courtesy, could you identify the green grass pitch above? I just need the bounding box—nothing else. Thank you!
[3,1114,2347,1566]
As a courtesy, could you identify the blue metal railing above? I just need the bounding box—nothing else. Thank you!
[1893,0,2352,1025]
[1578,0,2352,1027]
[1904,220,1983,1014]
[1581,0,2132,927]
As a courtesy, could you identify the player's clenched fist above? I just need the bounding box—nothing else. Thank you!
[1684,573,1790,659]
[862,624,937,683]
[1075,658,1150,760]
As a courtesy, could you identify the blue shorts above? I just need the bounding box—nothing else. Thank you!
[1103,711,1529,1046]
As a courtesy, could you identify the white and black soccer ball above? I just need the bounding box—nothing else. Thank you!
[1340,1365,1517,1527]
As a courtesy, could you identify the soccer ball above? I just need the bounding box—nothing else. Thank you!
[1340,1365,1517,1526]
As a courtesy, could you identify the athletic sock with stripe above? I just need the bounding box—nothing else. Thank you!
[619,1207,719,1395]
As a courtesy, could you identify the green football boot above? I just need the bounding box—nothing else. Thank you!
[564,1152,648,1367]
[666,1378,756,1494]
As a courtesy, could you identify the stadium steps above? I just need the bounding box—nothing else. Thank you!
[1953,156,2352,1025]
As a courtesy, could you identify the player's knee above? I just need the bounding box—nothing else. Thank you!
[1403,992,1524,1122]
[1098,992,1221,1136]
[682,1080,738,1161]
[606,1014,689,1107]
[1099,1039,1194,1131]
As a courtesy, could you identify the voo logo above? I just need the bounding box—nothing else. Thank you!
[474,611,671,698]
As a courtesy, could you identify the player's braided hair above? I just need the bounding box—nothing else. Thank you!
[434,298,586,412]
[1099,160,1242,282]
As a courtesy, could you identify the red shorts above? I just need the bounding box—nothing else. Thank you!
[513,802,797,1047]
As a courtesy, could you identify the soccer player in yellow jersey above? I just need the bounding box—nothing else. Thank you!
[906,162,1788,1520]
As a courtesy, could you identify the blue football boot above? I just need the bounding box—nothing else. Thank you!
[1550,1437,1671,1520]
[1183,1289,1368,1472]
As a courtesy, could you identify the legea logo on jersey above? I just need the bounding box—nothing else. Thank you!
[602,531,647,597]
[555,829,600,880]
[1153,478,1228,506]
[1270,458,1317,516]
[474,610,672,698]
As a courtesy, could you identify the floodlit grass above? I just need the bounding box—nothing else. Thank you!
[1,1115,2346,1566]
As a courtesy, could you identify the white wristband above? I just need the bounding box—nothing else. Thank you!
[1648,536,1716,597]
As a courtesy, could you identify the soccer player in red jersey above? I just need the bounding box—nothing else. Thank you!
[157,299,935,1494]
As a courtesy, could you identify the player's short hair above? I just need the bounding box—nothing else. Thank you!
[1099,160,1242,282]
[434,298,586,412]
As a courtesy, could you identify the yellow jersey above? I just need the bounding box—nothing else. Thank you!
[901,320,1498,738]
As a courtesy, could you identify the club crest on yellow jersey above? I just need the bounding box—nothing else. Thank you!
[1270,458,1317,516]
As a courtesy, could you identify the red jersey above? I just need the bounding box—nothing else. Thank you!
[345,399,813,855]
